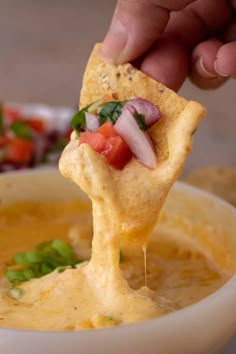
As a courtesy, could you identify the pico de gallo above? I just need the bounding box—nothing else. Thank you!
[71,97,161,169]
[0,103,72,172]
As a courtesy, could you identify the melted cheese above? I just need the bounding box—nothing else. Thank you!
[0,195,229,331]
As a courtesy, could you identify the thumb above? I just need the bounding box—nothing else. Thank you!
[102,0,195,64]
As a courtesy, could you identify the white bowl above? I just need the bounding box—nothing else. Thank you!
[6,102,75,133]
[0,169,235,354]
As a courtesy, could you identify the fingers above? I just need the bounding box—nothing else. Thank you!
[150,0,197,11]
[223,20,236,42]
[214,42,236,78]
[190,39,228,89]
[164,0,234,89]
[102,0,196,64]
[166,0,232,48]
[102,0,235,93]
[140,37,189,91]
[165,9,205,48]
[102,1,170,64]
[189,0,232,33]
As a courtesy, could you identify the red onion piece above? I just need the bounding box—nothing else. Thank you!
[124,98,160,127]
[115,107,157,169]
[85,112,100,132]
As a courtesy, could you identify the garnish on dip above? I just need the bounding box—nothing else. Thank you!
[5,240,82,286]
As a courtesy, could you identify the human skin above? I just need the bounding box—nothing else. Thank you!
[102,0,236,91]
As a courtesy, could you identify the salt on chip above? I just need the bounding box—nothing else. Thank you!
[60,43,206,243]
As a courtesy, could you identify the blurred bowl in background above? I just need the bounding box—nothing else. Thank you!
[0,102,75,173]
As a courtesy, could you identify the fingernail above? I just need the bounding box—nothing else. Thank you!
[196,57,218,78]
[214,60,230,77]
[102,19,128,64]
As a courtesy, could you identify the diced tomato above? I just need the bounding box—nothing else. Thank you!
[24,118,46,133]
[5,138,34,164]
[103,135,132,169]
[0,136,10,147]
[98,122,117,137]
[79,131,107,152]
[3,107,21,124]
[79,122,132,169]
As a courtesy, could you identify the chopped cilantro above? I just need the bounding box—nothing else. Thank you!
[71,106,88,134]
[133,112,147,131]
[71,99,127,134]
[71,98,106,134]
[98,101,127,125]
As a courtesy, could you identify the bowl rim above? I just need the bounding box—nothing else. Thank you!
[0,167,235,211]
[0,169,235,336]
[1,275,236,337]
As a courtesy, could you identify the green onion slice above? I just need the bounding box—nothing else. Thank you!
[5,239,83,285]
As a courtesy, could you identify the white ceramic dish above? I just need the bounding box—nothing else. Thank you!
[1,103,75,173]
[0,170,235,354]
[6,102,75,133]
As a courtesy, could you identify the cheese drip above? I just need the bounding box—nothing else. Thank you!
[0,141,229,330]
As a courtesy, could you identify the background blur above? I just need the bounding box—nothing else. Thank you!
[0,1,236,351]
[0,0,235,173]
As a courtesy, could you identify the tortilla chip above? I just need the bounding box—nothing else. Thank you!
[184,167,236,206]
[80,43,205,163]
[60,43,206,242]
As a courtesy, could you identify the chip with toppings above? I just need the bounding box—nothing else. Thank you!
[60,43,206,244]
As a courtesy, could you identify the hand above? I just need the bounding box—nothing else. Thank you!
[102,0,236,91]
